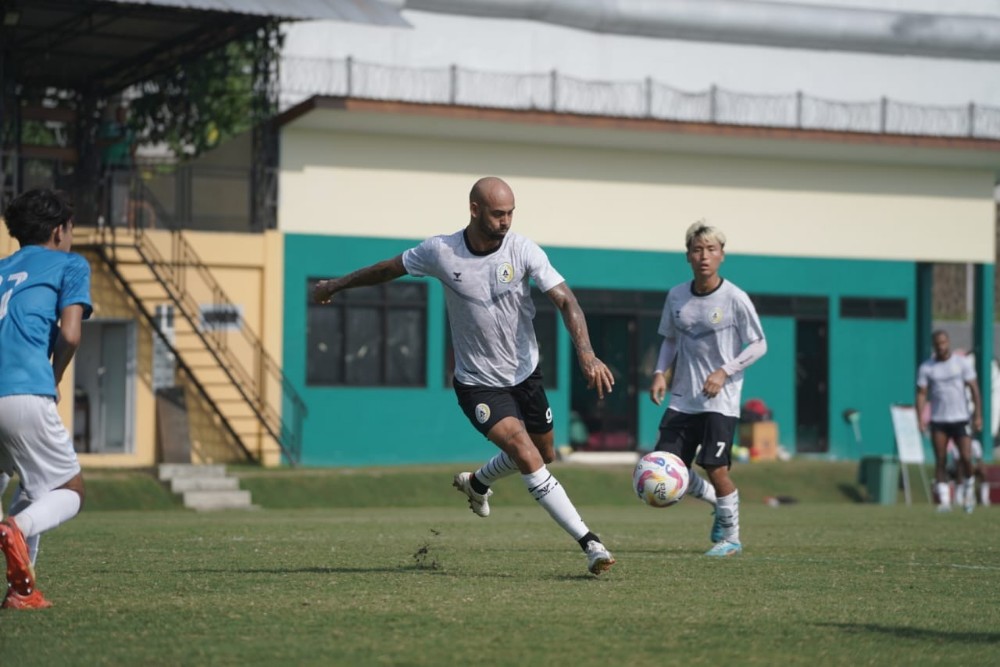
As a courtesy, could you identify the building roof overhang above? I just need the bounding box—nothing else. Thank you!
[279,96,1000,176]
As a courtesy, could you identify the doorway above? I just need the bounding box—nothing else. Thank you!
[795,319,829,453]
[569,290,663,451]
[74,320,135,453]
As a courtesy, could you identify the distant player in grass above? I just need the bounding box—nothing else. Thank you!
[313,177,617,575]
[648,222,767,557]
[0,189,92,609]
[916,330,982,513]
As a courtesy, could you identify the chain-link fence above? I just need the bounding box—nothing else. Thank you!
[281,56,1000,140]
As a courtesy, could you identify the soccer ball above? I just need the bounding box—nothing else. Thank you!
[632,452,689,508]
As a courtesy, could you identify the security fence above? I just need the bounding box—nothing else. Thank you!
[281,56,1000,140]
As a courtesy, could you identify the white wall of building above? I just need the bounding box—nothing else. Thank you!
[279,123,994,263]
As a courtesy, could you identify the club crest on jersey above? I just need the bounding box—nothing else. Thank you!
[475,403,491,423]
[709,307,723,324]
[496,263,515,284]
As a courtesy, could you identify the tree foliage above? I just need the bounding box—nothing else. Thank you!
[128,27,281,158]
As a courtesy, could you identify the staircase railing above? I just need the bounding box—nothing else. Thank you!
[94,172,306,465]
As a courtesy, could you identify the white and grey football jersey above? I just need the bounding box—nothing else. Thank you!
[658,279,765,417]
[403,229,564,387]
[917,354,976,422]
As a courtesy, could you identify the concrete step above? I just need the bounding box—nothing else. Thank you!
[170,476,240,493]
[158,463,227,481]
[182,489,255,511]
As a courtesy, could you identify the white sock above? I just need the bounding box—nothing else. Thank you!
[9,486,40,565]
[717,490,740,544]
[981,482,991,506]
[686,471,717,506]
[12,489,81,539]
[962,478,975,508]
[475,451,519,487]
[522,465,589,541]
[937,482,951,508]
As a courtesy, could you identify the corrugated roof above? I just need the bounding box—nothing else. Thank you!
[3,0,407,95]
[105,0,408,25]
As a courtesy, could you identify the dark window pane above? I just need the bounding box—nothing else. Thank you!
[840,297,907,320]
[531,288,557,388]
[345,307,382,384]
[387,283,426,304]
[750,294,828,320]
[387,310,425,385]
[307,305,343,385]
[534,311,557,389]
[342,284,383,303]
[307,277,427,387]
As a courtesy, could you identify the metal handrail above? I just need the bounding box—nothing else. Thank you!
[95,171,305,465]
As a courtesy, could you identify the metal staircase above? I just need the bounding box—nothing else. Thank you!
[82,222,305,466]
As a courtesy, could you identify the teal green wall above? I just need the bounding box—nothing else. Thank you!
[286,234,917,467]
[744,317,795,450]
[284,235,497,466]
[724,254,916,460]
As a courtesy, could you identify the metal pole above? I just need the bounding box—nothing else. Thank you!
[645,76,652,118]
[550,69,557,112]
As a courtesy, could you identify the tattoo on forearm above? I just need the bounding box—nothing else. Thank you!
[344,260,398,288]
[561,304,594,357]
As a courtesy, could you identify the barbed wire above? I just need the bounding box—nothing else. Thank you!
[280,56,1000,140]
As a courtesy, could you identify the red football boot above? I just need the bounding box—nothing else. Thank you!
[2,587,51,609]
[0,518,37,596]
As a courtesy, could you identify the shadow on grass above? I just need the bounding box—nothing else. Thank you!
[175,566,615,581]
[837,483,866,503]
[177,566,451,576]
[817,622,1000,644]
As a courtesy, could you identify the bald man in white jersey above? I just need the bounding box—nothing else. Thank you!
[649,222,767,557]
[313,177,617,575]
[916,330,982,513]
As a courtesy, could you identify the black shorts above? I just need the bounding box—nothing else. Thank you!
[930,421,971,441]
[655,410,738,469]
[453,366,553,437]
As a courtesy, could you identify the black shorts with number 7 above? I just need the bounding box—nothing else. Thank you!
[655,410,738,469]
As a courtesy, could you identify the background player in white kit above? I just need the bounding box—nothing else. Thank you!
[313,177,617,575]
[648,222,766,557]
[916,330,982,513]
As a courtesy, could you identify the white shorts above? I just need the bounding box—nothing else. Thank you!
[0,395,81,501]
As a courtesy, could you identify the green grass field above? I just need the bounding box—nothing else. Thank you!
[1,462,998,666]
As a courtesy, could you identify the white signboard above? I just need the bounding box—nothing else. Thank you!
[889,404,925,465]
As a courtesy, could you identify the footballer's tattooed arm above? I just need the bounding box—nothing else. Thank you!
[313,255,407,304]
[546,282,615,398]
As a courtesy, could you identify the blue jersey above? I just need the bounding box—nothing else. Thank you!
[0,246,92,398]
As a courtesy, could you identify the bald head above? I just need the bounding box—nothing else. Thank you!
[467,177,515,247]
[470,177,513,205]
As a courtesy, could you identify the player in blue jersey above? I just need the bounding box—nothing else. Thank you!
[314,177,617,575]
[0,189,92,609]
